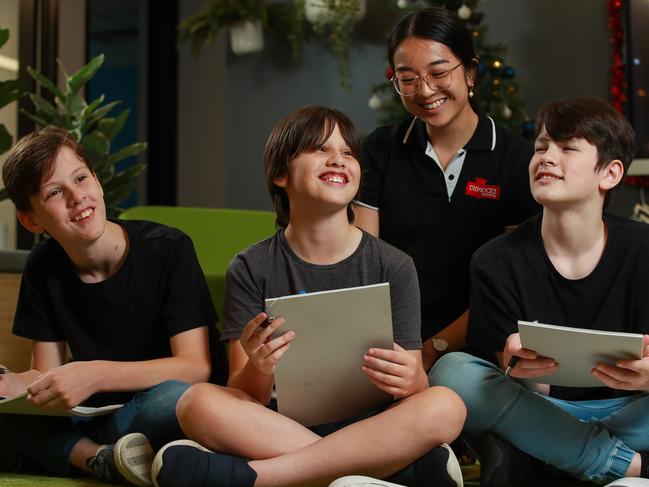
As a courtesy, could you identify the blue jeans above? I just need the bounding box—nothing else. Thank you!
[429,352,649,484]
[0,380,190,476]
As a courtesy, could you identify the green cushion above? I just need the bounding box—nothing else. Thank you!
[119,206,276,276]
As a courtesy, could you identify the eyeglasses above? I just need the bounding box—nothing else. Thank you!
[390,62,463,97]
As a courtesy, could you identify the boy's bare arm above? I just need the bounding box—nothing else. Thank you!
[422,310,468,370]
[227,313,295,404]
[0,367,41,397]
[0,340,66,398]
[362,344,429,399]
[26,327,212,410]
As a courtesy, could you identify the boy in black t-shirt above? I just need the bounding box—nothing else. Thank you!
[0,128,218,485]
[430,97,649,486]
[150,106,467,487]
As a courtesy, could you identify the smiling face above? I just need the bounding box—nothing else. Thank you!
[392,37,475,130]
[18,146,107,244]
[273,124,360,218]
[530,130,613,210]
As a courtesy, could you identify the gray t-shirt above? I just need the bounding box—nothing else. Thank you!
[222,229,422,350]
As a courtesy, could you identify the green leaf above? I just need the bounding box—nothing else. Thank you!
[0,124,12,154]
[67,92,87,119]
[104,181,137,208]
[27,67,65,101]
[68,54,104,95]
[56,58,70,82]
[0,79,24,110]
[19,108,53,129]
[93,157,115,183]
[108,142,147,164]
[102,163,146,191]
[0,29,8,50]
[97,109,129,141]
[29,93,59,120]
[82,131,110,162]
[81,101,120,130]
[81,95,106,118]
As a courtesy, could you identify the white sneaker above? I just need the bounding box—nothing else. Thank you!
[328,476,406,487]
[605,479,649,487]
[113,432,155,486]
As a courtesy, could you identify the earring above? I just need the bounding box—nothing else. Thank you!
[469,88,474,98]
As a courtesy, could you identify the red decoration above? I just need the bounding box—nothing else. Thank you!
[385,66,394,80]
[608,0,626,113]
[609,0,649,187]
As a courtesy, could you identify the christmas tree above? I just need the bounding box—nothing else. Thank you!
[368,0,533,137]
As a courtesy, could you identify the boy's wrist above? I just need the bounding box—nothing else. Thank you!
[422,338,443,371]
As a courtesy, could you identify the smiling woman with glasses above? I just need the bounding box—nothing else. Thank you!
[354,6,540,385]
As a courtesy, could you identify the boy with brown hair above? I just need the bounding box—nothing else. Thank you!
[151,106,467,487]
[430,97,649,486]
[0,127,219,485]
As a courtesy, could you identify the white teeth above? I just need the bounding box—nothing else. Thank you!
[73,208,93,222]
[324,175,345,183]
[422,98,446,110]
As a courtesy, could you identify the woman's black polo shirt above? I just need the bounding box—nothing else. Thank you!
[356,116,540,341]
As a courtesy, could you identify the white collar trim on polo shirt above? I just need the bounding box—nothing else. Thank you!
[402,117,418,144]
[402,115,498,151]
[488,116,496,150]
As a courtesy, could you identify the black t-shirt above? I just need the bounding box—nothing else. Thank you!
[221,229,422,350]
[467,213,649,401]
[358,116,539,340]
[13,220,219,406]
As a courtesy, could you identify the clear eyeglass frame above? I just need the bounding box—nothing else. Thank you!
[390,62,464,97]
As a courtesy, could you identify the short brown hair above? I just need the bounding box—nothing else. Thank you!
[534,97,636,208]
[264,106,362,228]
[2,127,91,212]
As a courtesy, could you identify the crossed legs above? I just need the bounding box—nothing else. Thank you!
[175,383,466,487]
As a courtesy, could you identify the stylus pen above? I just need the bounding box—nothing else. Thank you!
[504,357,520,376]
[0,368,11,375]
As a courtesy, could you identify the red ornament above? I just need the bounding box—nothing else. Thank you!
[385,66,394,80]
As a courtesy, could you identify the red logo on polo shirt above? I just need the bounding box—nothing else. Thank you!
[465,178,501,200]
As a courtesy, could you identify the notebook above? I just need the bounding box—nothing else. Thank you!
[265,282,394,426]
[517,320,644,387]
[0,393,122,417]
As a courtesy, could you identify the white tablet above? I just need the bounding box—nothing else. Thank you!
[265,283,393,426]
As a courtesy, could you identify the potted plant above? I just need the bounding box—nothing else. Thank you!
[303,0,366,89]
[3,54,148,217]
[178,0,268,56]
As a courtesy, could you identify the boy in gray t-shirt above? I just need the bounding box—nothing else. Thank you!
[221,229,422,350]
[151,106,466,487]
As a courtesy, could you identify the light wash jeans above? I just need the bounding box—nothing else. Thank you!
[429,352,649,484]
[0,380,190,476]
